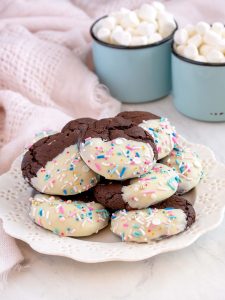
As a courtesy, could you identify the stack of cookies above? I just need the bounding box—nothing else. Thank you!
[21,111,201,243]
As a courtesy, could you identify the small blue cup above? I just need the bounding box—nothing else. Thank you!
[172,47,225,122]
[90,17,177,103]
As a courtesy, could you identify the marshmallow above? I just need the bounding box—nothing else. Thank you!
[131,36,148,46]
[111,29,132,46]
[101,16,117,30]
[97,27,111,42]
[138,4,157,22]
[174,29,188,45]
[196,55,207,63]
[205,49,225,63]
[174,21,225,63]
[136,22,156,37]
[212,22,224,35]
[158,12,176,38]
[152,1,166,11]
[120,11,139,29]
[188,34,202,48]
[183,44,198,60]
[203,30,221,46]
[175,45,186,56]
[185,24,196,37]
[199,44,214,56]
[196,21,210,35]
[93,3,175,47]
[149,33,162,43]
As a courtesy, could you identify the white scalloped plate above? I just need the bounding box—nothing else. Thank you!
[0,136,225,262]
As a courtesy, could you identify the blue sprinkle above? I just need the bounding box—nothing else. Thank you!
[135,152,140,157]
[39,208,43,217]
[133,224,140,229]
[63,189,67,195]
[96,155,105,159]
[175,176,181,183]
[175,159,180,165]
[111,213,117,219]
[179,164,185,174]
[109,166,118,174]
[147,208,153,215]
[167,178,177,191]
[132,231,142,237]
[69,164,74,171]
[164,207,174,210]
[120,167,127,178]
[44,174,50,181]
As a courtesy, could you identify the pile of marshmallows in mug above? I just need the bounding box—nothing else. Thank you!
[95,1,225,63]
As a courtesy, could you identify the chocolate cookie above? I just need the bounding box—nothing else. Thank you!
[79,116,158,180]
[111,195,195,243]
[61,118,96,134]
[160,146,202,194]
[117,111,177,159]
[93,163,179,211]
[22,130,99,195]
[117,111,159,124]
[152,194,196,228]
[30,193,109,237]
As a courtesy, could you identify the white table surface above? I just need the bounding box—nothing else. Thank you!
[2,96,225,300]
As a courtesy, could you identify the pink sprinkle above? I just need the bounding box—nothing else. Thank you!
[123,223,129,227]
[152,166,160,172]
[58,205,64,214]
[142,190,156,194]
[70,211,77,217]
[95,163,102,171]
[157,146,162,153]
[126,145,134,151]
[172,137,177,143]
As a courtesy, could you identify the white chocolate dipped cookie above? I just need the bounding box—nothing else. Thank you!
[161,146,202,194]
[22,131,99,196]
[117,111,177,159]
[30,194,110,237]
[122,163,179,209]
[93,163,179,211]
[111,195,196,242]
[79,117,158,180]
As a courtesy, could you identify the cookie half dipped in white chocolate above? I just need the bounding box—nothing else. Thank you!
[30,193,110,237]
[117,111,177,159]
[93,163,179,210]
[22,122,99,196]
[161,146,202,194]
[111,195,195,243]
[79,117,158,180]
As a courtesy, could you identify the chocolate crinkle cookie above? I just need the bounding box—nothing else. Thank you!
[79,116,158,180]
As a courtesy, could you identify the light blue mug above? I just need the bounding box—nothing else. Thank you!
[90,16,177,103]
[172,47,225,122]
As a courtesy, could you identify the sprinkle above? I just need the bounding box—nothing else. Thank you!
[167,178,177,191]
[39,208,43,217]
[63,189,67,195]
[132,231,142,237]
[96,155,105,159]
[120,167,127,178]
[95,163,102,171]
[135,152,140,157]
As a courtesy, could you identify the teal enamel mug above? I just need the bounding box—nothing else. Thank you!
[172,47,225,122]
[90,17,177,103]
